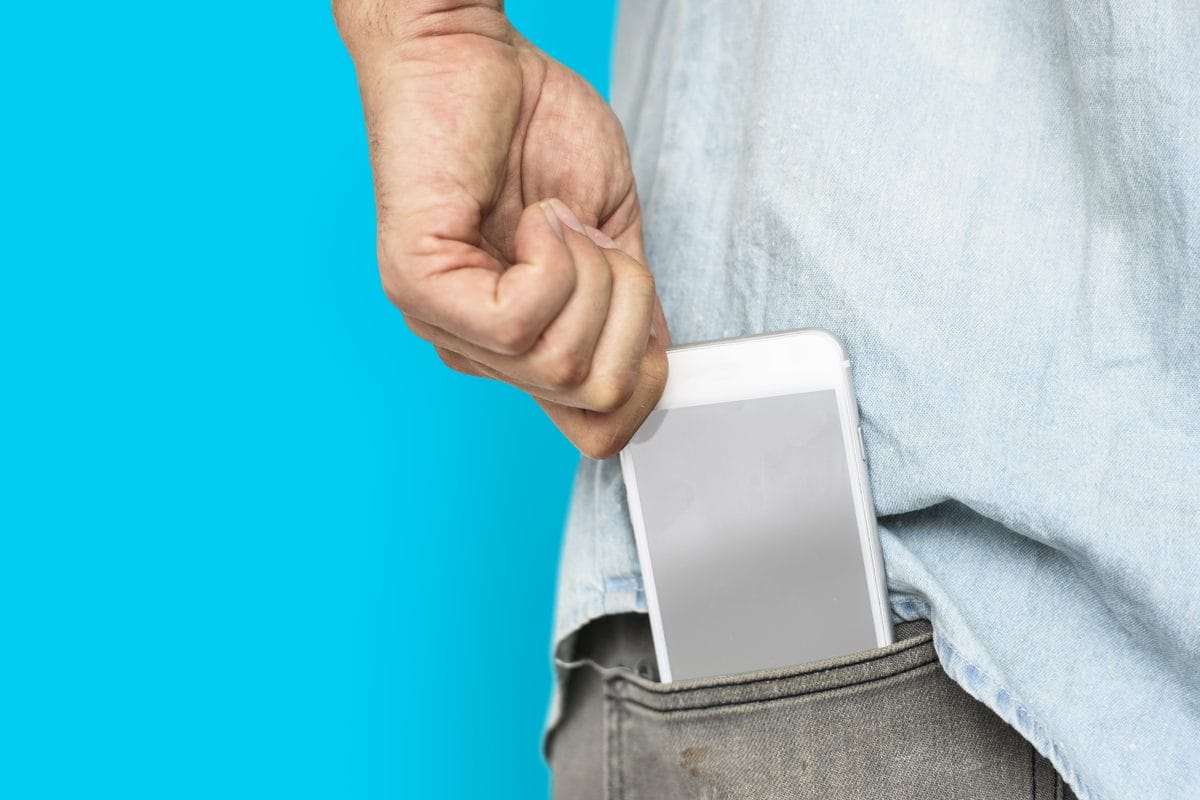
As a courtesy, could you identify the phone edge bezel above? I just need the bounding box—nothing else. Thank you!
[619,327,894,684]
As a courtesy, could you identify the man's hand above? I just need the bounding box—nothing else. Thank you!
[334,0,669,458]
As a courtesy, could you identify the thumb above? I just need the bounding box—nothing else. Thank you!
[388,199,579,356]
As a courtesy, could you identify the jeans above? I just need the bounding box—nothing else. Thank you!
[550,615,1078,800]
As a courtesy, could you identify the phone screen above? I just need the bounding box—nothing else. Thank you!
[626,389,879,680]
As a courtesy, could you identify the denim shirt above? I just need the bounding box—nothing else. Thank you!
[548,2,1200,799]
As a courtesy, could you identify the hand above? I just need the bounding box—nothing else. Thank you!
[334,0,670,458]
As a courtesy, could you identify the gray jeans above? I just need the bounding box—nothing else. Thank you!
[548,615,1076,800]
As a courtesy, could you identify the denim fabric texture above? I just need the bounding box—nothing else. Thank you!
[550,617,1076,800]
[547,2,1200,799]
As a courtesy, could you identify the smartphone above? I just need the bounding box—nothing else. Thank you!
[619,329,892,682]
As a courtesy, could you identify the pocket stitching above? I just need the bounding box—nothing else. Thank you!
[622,633,933,697]
[613,656,939,714]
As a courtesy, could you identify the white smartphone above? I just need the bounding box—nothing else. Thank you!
[619,329,892,682]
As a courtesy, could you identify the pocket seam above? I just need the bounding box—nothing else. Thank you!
[617,632,933,697]
[610,656,940,714]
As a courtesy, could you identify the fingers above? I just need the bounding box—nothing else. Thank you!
[583,207,670,347]
[433,345,485,377]
[518,207,615,390]
[407,199,659,413]
[535,336,669,460]
[387,201,579,355]
[575,244,656,410]
[432,324,670,460]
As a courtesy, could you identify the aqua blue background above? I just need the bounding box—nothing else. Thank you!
[1,2,616,796]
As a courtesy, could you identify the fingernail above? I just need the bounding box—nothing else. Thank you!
[540,201,565,241]
[584,224,618,249]
[547,198,588,235]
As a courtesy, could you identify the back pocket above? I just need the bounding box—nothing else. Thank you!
[603,620,1061,800]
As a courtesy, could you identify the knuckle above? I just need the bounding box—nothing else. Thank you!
[587,370,637,413]
[489,316,539,356]
[635,273,657,301]
[538,345,589,390]
[401,314,446,348]
[434,347,466,373]
[400,313,433,342]
[637,268,656,294]
[616,260,656,294]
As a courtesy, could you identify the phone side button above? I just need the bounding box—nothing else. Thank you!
[856,425,867,462]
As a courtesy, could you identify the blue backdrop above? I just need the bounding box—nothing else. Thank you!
[1,2,616,796]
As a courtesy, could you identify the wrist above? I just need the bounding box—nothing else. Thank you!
[334,0,508,49]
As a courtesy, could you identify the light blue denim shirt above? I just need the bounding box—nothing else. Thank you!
[548,2,1199,799]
